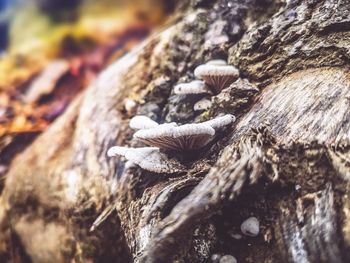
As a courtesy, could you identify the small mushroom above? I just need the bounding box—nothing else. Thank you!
[174,80,211,95]
[194,98,212,111]
[124,98,138,115]
[202,114,236,130]
[219,255,237,263]
[133,123,215,151]
[129,115,159,130]
[206,59,227,66]
[194,63,239,93]
[211,254,221,262]
[241,217,259,237]
[107,146,184,173]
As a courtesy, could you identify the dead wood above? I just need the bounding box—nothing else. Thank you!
[1,0,350,262]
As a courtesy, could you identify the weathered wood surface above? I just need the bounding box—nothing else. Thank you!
[1,0,350,262]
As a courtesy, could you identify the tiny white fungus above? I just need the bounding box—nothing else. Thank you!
[211,254,221,261]
[206,59,227,66]
[107,146,128,157]
[174,80,211,95]
[124,99,138,115]
[241,217,259,237]
[129,115,159,130]
[220,255,237,263]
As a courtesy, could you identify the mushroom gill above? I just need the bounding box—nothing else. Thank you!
[194,63,239,93]
[133,123,215,151]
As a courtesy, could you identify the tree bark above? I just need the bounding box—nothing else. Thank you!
[1,0,350,262]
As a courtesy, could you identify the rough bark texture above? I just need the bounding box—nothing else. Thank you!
[1,0,350,262]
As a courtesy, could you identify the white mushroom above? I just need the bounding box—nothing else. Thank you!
[124,99,138,115]
[202,114,236,130]
[205,59,227,66]
[220,255,237,263]
[194,98,212,111]
[174,80,211,95]
[241,217,259,237]
[133,123,215,151]
[194,64,239,93]
[129,115,159,130]
[107,146,184,173]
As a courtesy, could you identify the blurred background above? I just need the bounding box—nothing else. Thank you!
[0,0,174,188]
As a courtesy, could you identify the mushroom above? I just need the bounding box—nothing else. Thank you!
[202,114,236,130]
[241,217,260,237]
[129,115,159,130]
[205,59,227,66]
[133,123,215,151]
[194,63,239,93]
[219,255,237,263]
[173,80,211,95]
[107,146,184,173]
[130,115,178,130]
[194,98,212,111]
[133,115,235,151]
[124,98,138,115]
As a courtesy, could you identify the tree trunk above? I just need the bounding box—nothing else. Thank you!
[1,0,350,262]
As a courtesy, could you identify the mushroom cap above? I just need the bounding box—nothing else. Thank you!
[107,146,184,173]
[241,217,260,237]
[194,98,212,111]
[107,146,129,157]
[174,80,211,95]
[205,59,227,66]
[202,114,236,130]
[124,98,138,115]
[133,123,215,151]
[219,255,237,263]
[129,115,159,130]
[194,64,239,93]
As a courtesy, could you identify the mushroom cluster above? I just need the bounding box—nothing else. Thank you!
[174,59,239,112]
[107,59,239,174]
[107,114,235,173]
